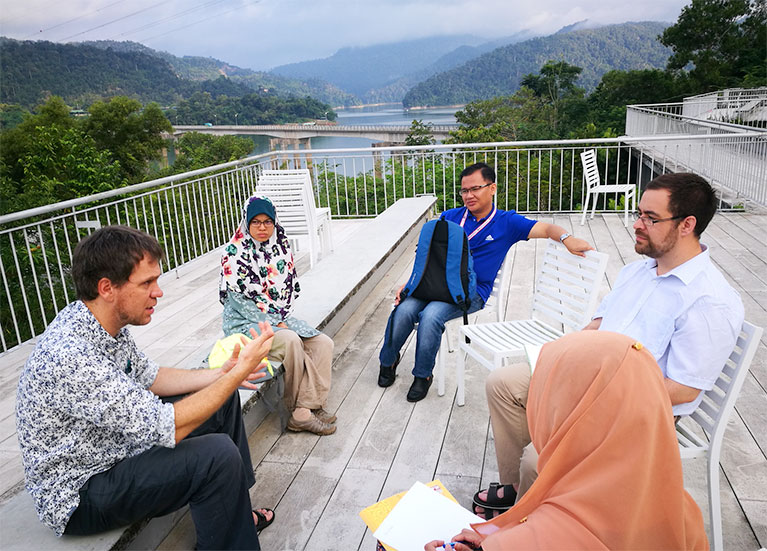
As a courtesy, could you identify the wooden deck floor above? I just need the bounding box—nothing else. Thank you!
[157,212,767,551]
[2,213,766,550]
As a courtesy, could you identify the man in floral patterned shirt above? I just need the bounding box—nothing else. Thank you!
[16,226,275,550]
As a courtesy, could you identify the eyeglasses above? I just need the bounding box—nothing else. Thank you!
[249,219,274,228]
[459,182,493,196]
[631,211,687,226]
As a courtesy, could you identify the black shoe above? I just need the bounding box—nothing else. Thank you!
[407,375,433,402]
[378,352,400,387]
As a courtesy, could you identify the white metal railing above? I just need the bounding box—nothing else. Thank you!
[628,87,767,131]
[1,134,766,353]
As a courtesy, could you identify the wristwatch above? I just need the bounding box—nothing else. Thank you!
[559,232,571,244]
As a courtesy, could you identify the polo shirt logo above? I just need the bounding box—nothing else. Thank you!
[485,234,494,241]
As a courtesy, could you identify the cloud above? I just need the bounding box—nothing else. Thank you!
[0,0,689,70]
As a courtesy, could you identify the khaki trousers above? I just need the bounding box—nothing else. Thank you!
[485,362,533,489]
[268,330,333,411]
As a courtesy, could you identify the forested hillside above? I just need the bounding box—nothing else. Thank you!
[83,40,359,106]
[0,38,188,108]
[0,38,356,109]
[403,22,671,107]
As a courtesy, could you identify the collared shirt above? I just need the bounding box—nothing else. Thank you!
[16,301,176,536]
[441,206,536,302]
[594,246,744,416]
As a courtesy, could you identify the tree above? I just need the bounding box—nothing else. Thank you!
[521,61,583,104]
[405,119,436,146]
[660,0,767,90]
[0,122,124,215]
[83,97,172,182]
[586,69,690,134]
[171,132,253,172]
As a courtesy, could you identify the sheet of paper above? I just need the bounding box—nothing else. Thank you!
[360,480,459,551]
[373,481,483,551]
[525,343,543,373]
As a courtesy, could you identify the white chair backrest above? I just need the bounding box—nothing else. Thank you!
[483,248,513,323]
[531,241,609,332]
[580,149,601,191]
[686,321,762,445]
[256,169,317,236]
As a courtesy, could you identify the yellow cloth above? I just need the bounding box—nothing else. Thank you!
[207,333,273,375]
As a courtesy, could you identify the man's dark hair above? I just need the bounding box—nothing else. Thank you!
[646,173,717,238]
[71,226,164,300]
[460,162,495,184]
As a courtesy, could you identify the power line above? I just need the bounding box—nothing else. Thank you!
[108,0,230,40]
[58,1,168,42]
[137,0,262,44]
[22,0,131,39]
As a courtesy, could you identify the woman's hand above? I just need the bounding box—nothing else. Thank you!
[424,529,484,550]
[277,322,288,328]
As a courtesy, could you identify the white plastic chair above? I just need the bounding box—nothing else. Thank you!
[435,248,513,399]
[580,149,636,227]
[676,320,762,551]
[256,169,333,268]
[455,241,609,405]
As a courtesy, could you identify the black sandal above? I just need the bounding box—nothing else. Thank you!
[472,483,517,518]
[253,508,275,533]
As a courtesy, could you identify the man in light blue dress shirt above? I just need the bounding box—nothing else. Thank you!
[474,172,744,518]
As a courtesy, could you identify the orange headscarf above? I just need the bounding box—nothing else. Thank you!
[472,331,708,550]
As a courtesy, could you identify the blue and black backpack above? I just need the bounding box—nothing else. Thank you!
[398,218,477,325]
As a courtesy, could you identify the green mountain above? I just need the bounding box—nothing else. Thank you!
[0,38,357,109]
[82,40,359,107]
[402,21,672,107]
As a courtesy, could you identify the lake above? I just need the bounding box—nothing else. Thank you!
[248,104,459,154]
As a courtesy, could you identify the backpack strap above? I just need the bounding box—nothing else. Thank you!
[401,219,438,301]
[444,221,470,310]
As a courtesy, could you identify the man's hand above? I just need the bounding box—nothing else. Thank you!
[562,235,594,258]
[222,323,275,387]
[394,284,406,306]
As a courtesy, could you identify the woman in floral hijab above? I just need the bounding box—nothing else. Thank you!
[220,195,336,435]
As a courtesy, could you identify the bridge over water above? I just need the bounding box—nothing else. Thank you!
[172,123,455,142]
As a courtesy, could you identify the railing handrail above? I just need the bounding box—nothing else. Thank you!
[683,87,767,101]
[0,152,268,225]
[3,132,765,225]
[173,124,459,131]
[625,107,764,133]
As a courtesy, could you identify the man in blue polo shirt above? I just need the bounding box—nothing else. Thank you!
[377,162,593,401]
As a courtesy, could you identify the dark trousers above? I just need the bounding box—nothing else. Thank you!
[65,391,259,550]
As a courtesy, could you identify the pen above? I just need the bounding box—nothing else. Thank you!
[441,542,478,550]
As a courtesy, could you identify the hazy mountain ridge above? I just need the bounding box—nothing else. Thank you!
[402,21,671,107]
[271,34,491,102]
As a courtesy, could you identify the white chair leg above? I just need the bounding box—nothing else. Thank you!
[437,333,446,397]
[590,192,598,220]
[623,191,630,227]
[708,455,724,551]
[580,194,590,226]
[457,348,466,406]
[445,322,456,353]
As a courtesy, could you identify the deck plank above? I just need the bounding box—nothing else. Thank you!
[2,213,766,549]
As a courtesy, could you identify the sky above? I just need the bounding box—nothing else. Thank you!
[0,0,691,71]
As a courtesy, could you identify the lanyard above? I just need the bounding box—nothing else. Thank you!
[460,205,496,241]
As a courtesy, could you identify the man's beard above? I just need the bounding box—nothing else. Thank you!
[634,227,679,258]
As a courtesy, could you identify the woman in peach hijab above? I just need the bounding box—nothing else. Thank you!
[426,331,707,551]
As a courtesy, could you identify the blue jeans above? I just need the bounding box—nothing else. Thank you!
[379,291,484,379]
